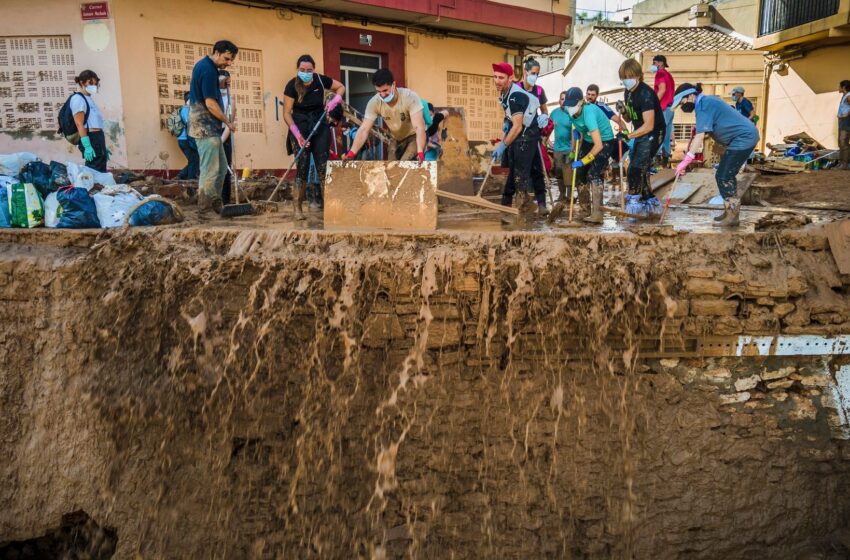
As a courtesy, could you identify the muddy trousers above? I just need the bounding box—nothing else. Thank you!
[196,135,228,202]
[222,137,233,204]
[627,133,660,199]
[296,123,330,205]
[839,128,850,165]
[77,130,108,173]
[715,147,754,200]
[501,136,542,207]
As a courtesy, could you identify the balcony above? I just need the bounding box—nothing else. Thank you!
[754,0,850,50]
[230,0,572,46]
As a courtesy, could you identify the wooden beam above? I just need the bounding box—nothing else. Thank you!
[436,190,519,215]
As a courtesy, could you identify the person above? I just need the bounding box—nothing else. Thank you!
[424,102,448,161]
[562,87,616,224]
[491,62,543,216]
[618,58,666,216]
[283,54,345,218]
[189,39,238,214]
[511,58,551,213]
[219,70,237,204]
[70,70,109,172]
[176,92,199,180]
[650,55,675,165]
[673,82,759,227]
[518,58,549,115]
[342,68,426,162]
[837,80,850,169]
[549,91,573,202]
[731,86,758,123]
[585,84,627,132]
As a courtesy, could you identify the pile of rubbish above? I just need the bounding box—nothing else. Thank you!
[757,132,840,173]
[0,153,183,229]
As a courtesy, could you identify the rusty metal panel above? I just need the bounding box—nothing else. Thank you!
[324,160,438,231]
[436,107,475,197]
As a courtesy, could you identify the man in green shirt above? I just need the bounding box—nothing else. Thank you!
[563,87,616,223]
[549,90,573,202]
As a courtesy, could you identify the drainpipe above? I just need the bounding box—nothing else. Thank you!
[760,59,772,153]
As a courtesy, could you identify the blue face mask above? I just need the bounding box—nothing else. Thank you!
[622,78,637,91]
[298,71,313,83]
[380,87,396,103]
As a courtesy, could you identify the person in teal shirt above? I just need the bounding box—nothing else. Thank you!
[549,90,573,202]
[562,87,616,223]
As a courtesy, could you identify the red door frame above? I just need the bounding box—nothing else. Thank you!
[321,24,406,86]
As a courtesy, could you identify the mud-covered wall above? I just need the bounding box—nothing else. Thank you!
[2,227,850,559]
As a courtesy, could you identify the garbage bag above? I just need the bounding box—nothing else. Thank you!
[0,186,10,228]
[49,161,71,189]
[56,187,100,228]
[8,182,44,228]
[44,192,60,228]
[0,152,38,176]
[66,161,116,189]
[93,186,143,228]
[128,199,179,226]
[18,161,53,198]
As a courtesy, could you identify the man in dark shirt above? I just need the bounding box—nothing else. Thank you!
[618,58,665,214]
[189,39,238,213]
[492,62,541,216]
[731,86,758,123]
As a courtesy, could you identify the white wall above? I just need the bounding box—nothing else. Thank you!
[563,37,626,99]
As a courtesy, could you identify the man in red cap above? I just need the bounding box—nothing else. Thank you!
[492,62,543,217]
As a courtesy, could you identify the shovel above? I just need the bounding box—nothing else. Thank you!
[267,110,328,203]
[219,91,254,218]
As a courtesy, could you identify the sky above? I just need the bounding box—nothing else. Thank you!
[574,0,640,22]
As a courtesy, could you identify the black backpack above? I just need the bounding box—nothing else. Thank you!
[57,92,89,145]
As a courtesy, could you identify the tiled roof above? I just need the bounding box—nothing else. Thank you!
[592,26,752,56]
[536,41,568,55]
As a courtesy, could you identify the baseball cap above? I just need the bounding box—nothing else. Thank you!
[731,86,745,95]
[492,62,514,77]
[563,87,584,107]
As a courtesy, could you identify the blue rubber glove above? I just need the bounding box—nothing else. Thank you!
[492,142,507,160]
[80,136,96,162]
[537,114,550,128]
[571,159,584,169]
[105,147,112,160]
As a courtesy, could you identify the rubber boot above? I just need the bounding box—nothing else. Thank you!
[712,207,728,222]
[293,179,306,221]
[583,182,603,224]
[714,197,740,227]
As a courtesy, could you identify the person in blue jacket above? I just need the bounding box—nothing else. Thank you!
[673,82,759,227]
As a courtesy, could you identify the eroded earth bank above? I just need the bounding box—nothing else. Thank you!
[2,225,850,558]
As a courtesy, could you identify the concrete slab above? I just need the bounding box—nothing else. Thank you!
[324,161,438,231]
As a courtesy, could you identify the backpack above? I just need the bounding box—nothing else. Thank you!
[57,92,89,145]
[166,107,186,137]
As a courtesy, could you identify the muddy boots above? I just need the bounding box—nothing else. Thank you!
[293,179,306,221]
[714,197,740,227]
[583,181,604,224]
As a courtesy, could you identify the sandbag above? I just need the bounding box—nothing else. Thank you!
[93,185,143,228]
[56,187,100,228]
[128,199,181,226]
[44,192,60,228]
[8,182,44,228]
[0,186,10,228]
[17,161,53,198]
[0,152,38,176]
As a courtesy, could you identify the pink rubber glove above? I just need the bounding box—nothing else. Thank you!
[676,152,695,176]
[326,93,343,112]
[289,124,306,146]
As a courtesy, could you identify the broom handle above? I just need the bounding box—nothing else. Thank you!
[618,139,626,210]
[267,110,328,202]
[659,173,679,224]
[567,125,578,222]
[538,142,555,206]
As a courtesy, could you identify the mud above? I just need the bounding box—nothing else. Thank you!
[756,169,850,209]
[3,224,850,558]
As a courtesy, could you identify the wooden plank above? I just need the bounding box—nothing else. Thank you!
[825,220,850,275]
[435,107,476,196]
[667,182,702,204]
[649,168,677,193]
[436,190,518,215]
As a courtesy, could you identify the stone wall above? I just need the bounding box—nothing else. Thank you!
[1,227,850,558]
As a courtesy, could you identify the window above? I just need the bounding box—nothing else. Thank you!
[759,0,839,36]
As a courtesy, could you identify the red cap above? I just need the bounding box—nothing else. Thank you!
[492,62,514,77]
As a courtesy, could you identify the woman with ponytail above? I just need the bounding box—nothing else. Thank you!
[71,70,109,172]
[672,82,759,227]
[283,54,345,219]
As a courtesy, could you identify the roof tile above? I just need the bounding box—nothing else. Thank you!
[592,26,752,56]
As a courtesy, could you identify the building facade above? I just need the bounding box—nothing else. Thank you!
[754,0,850,148]
[0,0,571,172]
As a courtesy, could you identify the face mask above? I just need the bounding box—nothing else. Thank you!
[380,86,396,104]
[649,65,659,73]
[622,78,637,91]
[527,74,538,86]
[681,101,695,113]
[567,105,580,117]
[85,84,97,95]
[298,71,313,83]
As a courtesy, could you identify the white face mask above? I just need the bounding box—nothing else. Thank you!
[85,84,97,95]
[567,104,580,117]
[649,65,659,73]
[622,78,637,91]
[527,74,538,86]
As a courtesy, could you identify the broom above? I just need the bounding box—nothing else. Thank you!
[220,84,254,217]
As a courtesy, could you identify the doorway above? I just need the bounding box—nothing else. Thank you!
[340,50,381,117]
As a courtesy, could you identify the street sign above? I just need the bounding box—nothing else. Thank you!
[81,2,109,20]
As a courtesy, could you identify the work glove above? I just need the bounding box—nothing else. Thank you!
[492,142,507,160]
[571,153,595,169]
[290,124,307,148]
[537,113,550,129]
[615,100,626,114]
[80,136,96,162]
[105,147,112,161]
[676,151,696,176]
[326,93,343,112]
[417,151,425,163]
[616,131,629,142]
[341,150,356,161]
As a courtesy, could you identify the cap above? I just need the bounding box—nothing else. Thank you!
[563,87,584,108]
[492,62,514,77]
[652,54,668,67]
[731,86,745,95]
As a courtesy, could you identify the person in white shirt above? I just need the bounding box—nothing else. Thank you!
[218,70,237,203]
[70,70,109,172]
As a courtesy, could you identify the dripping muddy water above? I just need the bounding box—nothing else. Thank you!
[2,226,850,559]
